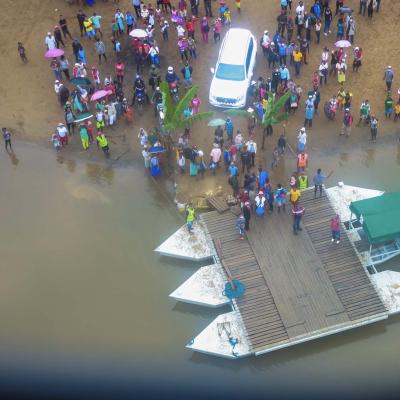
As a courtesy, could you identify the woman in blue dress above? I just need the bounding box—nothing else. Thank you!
[151,155,161,177]
[115,9,125,35]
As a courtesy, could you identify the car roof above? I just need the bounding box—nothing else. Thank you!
[219,28,252,65]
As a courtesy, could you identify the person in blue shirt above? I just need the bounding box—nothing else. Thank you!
[278,42,287,65]
[280,65,290,84]
[125,11,135,34]
[313,168,332,197]
[258,167,269,190]
[312,1,321,19]
[223,146,231,171]
[228,161,238,178]
[225,117,234,142]
[278,42,287,66]
[273,31,282,49]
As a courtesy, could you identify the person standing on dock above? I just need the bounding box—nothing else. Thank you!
[292,203,305,235]
[255,191,266,217]
[313,168,332,197]
[243,201,251,232]
[186,203,196,234]
[236,214,246,240]
[330,214,341,244]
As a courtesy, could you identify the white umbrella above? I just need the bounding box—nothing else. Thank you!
[334,40,352,48]
[129,29,148,38]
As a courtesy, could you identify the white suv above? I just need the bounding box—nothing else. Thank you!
[209,28,257,108]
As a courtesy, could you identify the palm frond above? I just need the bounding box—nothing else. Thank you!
[223,109,255,118]
[271,113,289,125]
[270,91,291,114]
[173,85,199,120]
[160,81,174,120]
[174,111,215,129]
[262,91,291,127]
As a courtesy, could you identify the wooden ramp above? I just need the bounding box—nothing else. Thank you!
[200,211,290,350]
[206,196,230,213]
[200,189,388,355]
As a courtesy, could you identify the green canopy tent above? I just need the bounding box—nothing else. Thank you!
[349,192,400,267]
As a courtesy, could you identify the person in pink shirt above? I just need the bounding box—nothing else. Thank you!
[330,214,341,244]
[210,143,222,165]
[177,37,189,61]
[213,18,222,43]
[200,17,210,43]
[190,95,201,114]
[91,66,100,89]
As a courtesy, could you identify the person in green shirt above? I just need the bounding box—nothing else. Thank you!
[357,99,370,125]
[298,173,308,190]
[96,133,109,158]
[186,203,196,233]
[79,124,89,150]
[90,12,102,37]
[385,93,394,118]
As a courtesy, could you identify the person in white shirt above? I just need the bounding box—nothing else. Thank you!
[138,128,148,146]
[176,25,185,38]
[210,143,222,165]
[296,1,305,18]
[56,122,68,146]
[246,139,257,167]
[297,127,307,152]
[177,152,186,174]
[142,145,151,168]
[45,32,57,50]
[107,102,117,125]
[54,80,62,94]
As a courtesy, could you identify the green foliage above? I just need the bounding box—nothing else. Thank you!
[223,109,255,118]
[262,91,291,128]
[159,84,214,133]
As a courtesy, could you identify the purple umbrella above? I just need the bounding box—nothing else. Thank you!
[45,48,65,58]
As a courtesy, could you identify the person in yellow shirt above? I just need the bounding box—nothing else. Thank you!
[83,17,95,39]
[293,48,303,77]
[96,133,110,158]
[290,187,301,205]
[394,100,400,121]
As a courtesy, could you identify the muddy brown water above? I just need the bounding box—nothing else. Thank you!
[0,140,399,396]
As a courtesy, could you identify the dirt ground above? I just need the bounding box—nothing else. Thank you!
[1,0,399,202]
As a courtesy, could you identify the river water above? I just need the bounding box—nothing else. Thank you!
[0,141,399,397]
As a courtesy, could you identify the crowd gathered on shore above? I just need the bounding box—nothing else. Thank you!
[5,0,394,238]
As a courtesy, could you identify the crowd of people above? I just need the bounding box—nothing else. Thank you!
[39,1,247,158]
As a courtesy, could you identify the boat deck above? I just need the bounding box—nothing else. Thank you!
[200,188,388,354]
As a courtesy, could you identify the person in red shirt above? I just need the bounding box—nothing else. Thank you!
[115,60,125,84]
[213,18,222,43]
[330,214,341,244]
[186,16,197,38]
[297,151,308,173]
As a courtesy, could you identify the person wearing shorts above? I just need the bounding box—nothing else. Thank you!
[83,17,95,39]
[96,111,105,133]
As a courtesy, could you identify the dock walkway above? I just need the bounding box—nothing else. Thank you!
[200,188,387,354]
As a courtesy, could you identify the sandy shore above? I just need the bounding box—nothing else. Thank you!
[2,0,399,202]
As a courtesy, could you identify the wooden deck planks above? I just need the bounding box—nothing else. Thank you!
[300,189,387,320]
[247,210,350,339]
[199,190,387,353]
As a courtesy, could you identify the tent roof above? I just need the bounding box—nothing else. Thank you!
[350,192,400,244]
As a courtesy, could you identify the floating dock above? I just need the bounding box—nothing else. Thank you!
[159,185,400,358]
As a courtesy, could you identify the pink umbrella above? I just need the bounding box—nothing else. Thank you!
[90,90,111,101]
[45,48,64,58]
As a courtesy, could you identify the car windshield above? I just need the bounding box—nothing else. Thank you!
[215,63,245,81]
